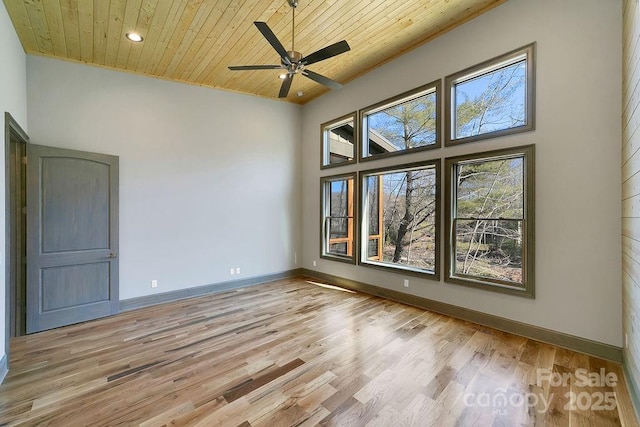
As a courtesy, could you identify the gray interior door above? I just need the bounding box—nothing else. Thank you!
[26,144,119,333]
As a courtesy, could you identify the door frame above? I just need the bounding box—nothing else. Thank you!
[4,112,29,373]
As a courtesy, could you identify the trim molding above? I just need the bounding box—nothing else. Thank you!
[623,354,640,422]
[4,112,29,377]
[120,269,304,312]
[0,354,7,385]
[300,269,623,363]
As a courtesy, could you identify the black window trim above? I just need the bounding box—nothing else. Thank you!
[359,80,441,162]
[321,112,358,170]
[358,159,441,280]
[444,43,536,147]
[320,172,358,264]
[444,144,535,298]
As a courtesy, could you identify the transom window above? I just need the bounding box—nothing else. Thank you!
[445,43,535,146]
[321,113,356,168]
[360,81,440,160]
[445,145,535,297]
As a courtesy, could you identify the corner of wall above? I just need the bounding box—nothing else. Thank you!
[622,0,640,419]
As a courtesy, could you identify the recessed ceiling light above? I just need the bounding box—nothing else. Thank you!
[279,73,287,79]
[126,32,143,42]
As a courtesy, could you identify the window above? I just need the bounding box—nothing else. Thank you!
[360,81,440,161]
[321,112,357,168]
[360,161,440,278]
[321,174,356,263]
[445,43,535,146]
[445,145,535,297]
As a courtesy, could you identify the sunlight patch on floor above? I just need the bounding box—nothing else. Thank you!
[306,281,356,293]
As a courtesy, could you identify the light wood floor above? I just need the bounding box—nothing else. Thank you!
[0,276,637,426]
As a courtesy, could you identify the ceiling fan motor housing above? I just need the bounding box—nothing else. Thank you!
[283,51,304,73]
[287,51,303,62]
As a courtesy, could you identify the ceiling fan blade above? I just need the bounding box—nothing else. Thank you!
[302,40,350,66]
[254,21,291,64]
[228,65,282,70]
[279,74,294,98]
[303,70,343,90]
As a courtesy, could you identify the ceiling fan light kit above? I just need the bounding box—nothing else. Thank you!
[228,0,350,98]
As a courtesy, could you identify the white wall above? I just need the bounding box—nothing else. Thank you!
[302,0,622,346]
[27,56,301,300]
[0,3,27,369]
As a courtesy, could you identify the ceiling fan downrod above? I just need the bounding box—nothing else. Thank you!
[286,0,302,74]
[290,0,297,53]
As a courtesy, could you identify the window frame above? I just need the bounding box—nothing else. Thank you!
[320,172,358,264]
[444,43,536,147]
[321,112,358,169]
[444,144,535,297]
[359,80,441,162]
[358,159,441,280]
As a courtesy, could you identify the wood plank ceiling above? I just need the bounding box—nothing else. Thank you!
[3,0,506,104]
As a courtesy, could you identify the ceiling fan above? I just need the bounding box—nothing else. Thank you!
[228,0,351,98]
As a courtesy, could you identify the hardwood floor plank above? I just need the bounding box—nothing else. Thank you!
[223,359,306,403]
[0,277,636,426]
[395,393,435,426]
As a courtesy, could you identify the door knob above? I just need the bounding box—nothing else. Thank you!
[108,252,118,258]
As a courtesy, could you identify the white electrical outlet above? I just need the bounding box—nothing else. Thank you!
[236,267,240,274]
[626,333,629,349]
[313,260,317,267]
[230,268,235,275]
[151,280,158,288]
[403,279,409,288]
